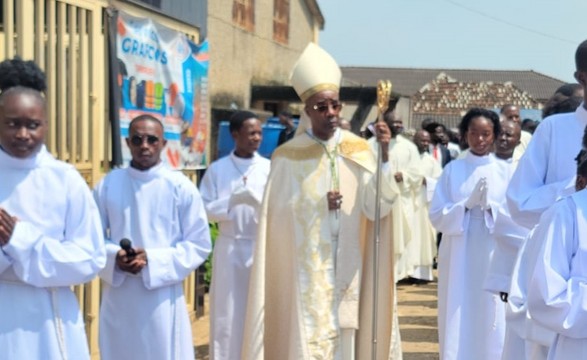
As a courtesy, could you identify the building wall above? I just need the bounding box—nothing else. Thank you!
[121,0,206,29]
[208,0,318,109]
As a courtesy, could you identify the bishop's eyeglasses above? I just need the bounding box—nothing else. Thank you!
[312,101,343,113]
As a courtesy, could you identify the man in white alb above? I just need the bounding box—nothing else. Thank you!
[95,114,212,360]
[505,39,587,359]
[200,110,270,360]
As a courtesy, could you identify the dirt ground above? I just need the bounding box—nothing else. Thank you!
[193,275,440,360]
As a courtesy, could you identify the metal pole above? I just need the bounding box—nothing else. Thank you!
[371,141,384,360]
[371,80,391,360]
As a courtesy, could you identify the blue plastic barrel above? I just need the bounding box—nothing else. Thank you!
[258,123,284,158]
[217,121,234,158]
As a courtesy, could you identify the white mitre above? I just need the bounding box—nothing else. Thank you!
[290,43,342,136]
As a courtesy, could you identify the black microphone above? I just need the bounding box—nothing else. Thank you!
[119,238,137,260]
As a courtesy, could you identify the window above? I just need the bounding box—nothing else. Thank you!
[273,0,289,44]
[233,0,255,32]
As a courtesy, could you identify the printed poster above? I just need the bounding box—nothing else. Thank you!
[115,11,209,169]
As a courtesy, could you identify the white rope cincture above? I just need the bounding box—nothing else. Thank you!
[173,283,180,360]
[50,288,69,360]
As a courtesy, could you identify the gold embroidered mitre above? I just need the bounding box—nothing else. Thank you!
[290,42,341,102]
[290,43,342,137]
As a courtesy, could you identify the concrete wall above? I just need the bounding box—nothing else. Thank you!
[124,0,206,29]
[208,0,317,110]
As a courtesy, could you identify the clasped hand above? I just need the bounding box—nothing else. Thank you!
[116,247,147,274]
[228,186,261,209]
[465,177,489,210]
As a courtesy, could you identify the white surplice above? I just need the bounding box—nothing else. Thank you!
[484,157,524,295]
[482,158,530,360]
[527,190,587,360]
[94,163,212,360]
[429,152,510,360]
[369,134,423,281]
[505,105,587,358]
[199,151,270,360]
[0,146,106,360]
[408,151,441,281]
[507,107,587,229]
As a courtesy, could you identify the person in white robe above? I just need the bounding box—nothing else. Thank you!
[242,42,403,360]
[483,120,530,359]
[430,108,510,360]
[407,130,442,282]
[95,114,212,360]
[199,111,270,360]
[0,58,106,360]
[505,39,587,359]
[368,111,423,281]
[526,157,587,360]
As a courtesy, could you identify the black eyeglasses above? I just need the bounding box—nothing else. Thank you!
[130,135,160,146]
[312,101,343,113]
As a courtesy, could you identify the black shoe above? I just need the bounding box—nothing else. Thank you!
[410,277,430,285]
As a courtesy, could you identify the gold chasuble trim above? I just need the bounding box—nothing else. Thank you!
[272,131,376,173]
[271,130,377,358]
[299,83,340,102]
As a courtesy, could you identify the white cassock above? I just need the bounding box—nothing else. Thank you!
[94,163,212,360]
[482,158,529,360]
[199,151,270,360]
[506,105,587,359]
[370,135,423,281]
[409,151,441,281]
[0,146,106,360]
[527,191,587,360]
[429,152,510,360]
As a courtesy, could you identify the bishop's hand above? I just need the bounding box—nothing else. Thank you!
[327,191,343,211]
[373,122,391,162]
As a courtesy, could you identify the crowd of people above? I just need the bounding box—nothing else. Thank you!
[2,34,587,360]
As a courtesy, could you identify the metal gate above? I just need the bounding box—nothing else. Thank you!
[1,1,203,358]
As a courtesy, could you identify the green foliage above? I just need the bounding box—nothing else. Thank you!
[204,223,219,286]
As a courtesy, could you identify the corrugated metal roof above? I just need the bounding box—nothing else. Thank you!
[341,67,566,101]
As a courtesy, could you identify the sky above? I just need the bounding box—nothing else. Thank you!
[317,0,587,82]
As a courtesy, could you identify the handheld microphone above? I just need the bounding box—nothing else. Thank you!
[119,238,137,260]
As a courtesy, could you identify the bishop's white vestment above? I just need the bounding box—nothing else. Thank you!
[242,129,403,360]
